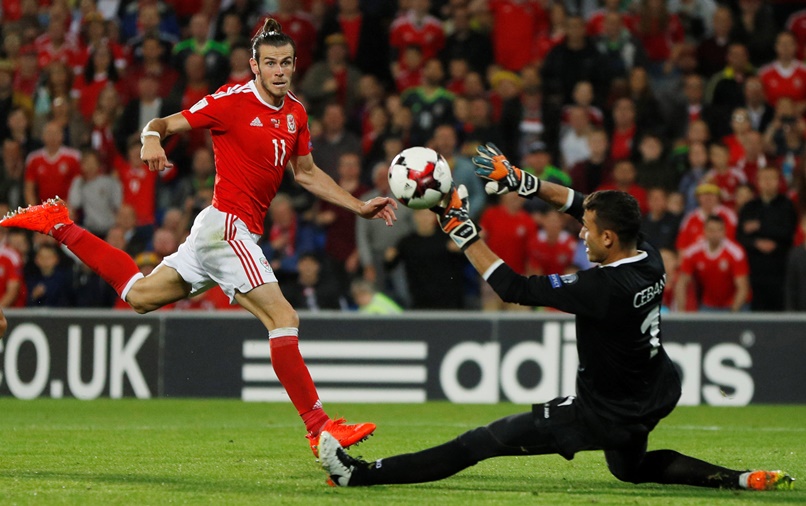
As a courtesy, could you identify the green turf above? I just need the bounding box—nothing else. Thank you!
[0,400,802,505]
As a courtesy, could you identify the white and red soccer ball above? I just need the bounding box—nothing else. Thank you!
[388,147,453,210]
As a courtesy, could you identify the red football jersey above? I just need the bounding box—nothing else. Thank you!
[527,229,578,275]
[479,205,537,274]
[489,0,547,71]
[389,11,445,64]
[114,156,168,226]
[675,205,737,251]
[758,61,806,106]
[24,147,82,202]
[787,10,806,59]
[0,246,26,307]
[679,239,749,308]
[703,167,747,209]
[181,82,312,235]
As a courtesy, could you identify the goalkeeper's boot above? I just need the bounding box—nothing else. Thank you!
[745,470,795,491]
[0,197,72,234]
[306,417,376,458]
[319,431,370,487]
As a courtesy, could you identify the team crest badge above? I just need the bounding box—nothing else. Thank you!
[287,114,296,133]
[259,257,271,272]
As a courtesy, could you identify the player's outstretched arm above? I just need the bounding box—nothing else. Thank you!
[471,143,574,209]
[140,113,192,172]
[291,153,397,226]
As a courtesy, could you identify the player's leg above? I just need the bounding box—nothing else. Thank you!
[604,438,793,490]
[124,265,192,313]
[1,198,145,302]
[323,407,577,486]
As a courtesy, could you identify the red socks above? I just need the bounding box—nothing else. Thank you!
[52,223,141,298]
[269,333,329,434]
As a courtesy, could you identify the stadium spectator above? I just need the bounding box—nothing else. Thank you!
[667,74,713,143]
[677,215,750,312]
[31,61,72,126]
[0,59,33,140]
[669,0,717,42]
[561,81,604,131]
[391,44,424,94]
[594,11,647,84]
[314,152,370,290]
[89,86,125,170]
[729,0,777,67]
[526,208,577,276]
[300,33,361,118]
[559,106,593,169]
[389,0,445,67]
[633,0,684,81]
[67,149,122,237]
[73,45,122,122]
[704,142,747,209]
[23,120,81,206]
[737,166,798,311]
[758,31,806,110]
[488,70,523,155]
[696,5,733,77]
[265,0,317,78]
[542,14,608,110]
[596,159,648,214]
[311,103,362,179]
[401,58,454,146]
[225,42,253,86]
[627,67,665,136]
[530,1,565,64]
[586,0,632,37]
[283,252,347,311]
[386,208,465,309]
[519,141,571,191]
[569,128,613,195]
[0,138,25,209]
[26,243,73,307]
[350,277,403,314]
[356,161,414,305]
[13,44,39,101]
[676,182,737,250]
[77,11,128,74]
[784,215,806,311]
[607,97,639,162]
[5,107,40,160]
[734,130,768,186]
[635,133,678,192]
[318,0,392,84]
[34,3,80,73]
[786,8,806,59]
[38,94,89,151]
[482,0,548,72]
[677,141,709,213]
[478,191,536,311]
[216,12,246,50]
[117,74,177,156]
[763,97,806,184]
[743,75,774,133]
[704,43,753,139]
[642,187,682,250]
[124,32,181,101]
[125,2,179,63]
[462,97,502,155]
[440,3,493,75]
[0,221,26,308]
[721,108,752,167]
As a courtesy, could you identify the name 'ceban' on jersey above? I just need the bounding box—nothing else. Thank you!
[181,80,312,235]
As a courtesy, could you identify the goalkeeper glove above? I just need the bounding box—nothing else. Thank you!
[472,142,539,198]
[431,184,480,251]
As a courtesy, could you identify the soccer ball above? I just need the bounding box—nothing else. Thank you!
[388,147,453,209]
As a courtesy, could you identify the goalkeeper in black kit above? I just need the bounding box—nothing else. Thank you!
[318,143,794,491]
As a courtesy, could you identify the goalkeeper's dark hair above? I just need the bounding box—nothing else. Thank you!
[583,190,641,247]
[251,17,296,60]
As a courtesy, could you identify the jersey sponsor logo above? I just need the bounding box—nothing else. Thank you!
[189,97,208,113]
[559,273,578,284]
[548,273,578,288]
[287,114,296,133]
[250,117,263,127]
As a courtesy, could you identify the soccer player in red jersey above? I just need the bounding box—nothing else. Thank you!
[1,18,397,457]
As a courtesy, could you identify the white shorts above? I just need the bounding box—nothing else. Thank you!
[160,205,277,302]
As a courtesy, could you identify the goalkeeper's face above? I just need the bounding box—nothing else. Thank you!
[580,210,609,264]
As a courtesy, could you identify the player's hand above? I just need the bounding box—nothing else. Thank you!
[359,196,398,226]
[140,140,174,172]
[431,184,480,251]
[472,142,539,198]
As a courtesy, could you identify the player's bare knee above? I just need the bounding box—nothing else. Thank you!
[126,292,156,314]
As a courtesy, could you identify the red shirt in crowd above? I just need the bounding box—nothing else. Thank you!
[114,156,174,226]
[703,167,747,209]
[479,204,537,274]
[527,229,577,275]
[390,10,445,65]
[610,125,635,161]
[787,9,806,59]
[24,147,82,202]
[0,246,26,307]
[596,181,648,214]
[675,205,738,251]
[489,0,547,70]
[181,81,312,235]
[758,61,806,106]
[634,13,684,62]
[679,238,750,309]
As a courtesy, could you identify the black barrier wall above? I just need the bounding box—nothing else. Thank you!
[1,310,804,404]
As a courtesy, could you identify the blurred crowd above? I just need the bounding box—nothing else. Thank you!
[2,0,806,313]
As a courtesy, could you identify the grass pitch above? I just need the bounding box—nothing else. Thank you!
[0,400,803,505]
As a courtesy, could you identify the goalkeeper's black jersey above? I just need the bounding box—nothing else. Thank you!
[487,191,682,424]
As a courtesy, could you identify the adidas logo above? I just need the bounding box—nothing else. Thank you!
[250,117,263,127]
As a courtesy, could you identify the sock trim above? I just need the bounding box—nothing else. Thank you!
[120,273,145,301]
[268,327,299,339]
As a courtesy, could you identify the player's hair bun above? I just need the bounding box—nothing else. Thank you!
[261,17,283,36]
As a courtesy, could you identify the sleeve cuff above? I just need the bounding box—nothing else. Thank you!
[482,259,505,281]
[558,188,575,212]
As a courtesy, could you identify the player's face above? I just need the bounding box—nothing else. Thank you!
[580,210,608,264]
[251,44,296,105]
